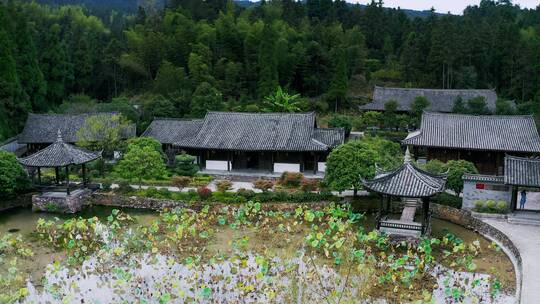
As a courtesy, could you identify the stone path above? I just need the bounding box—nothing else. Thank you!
[482,218,540,304]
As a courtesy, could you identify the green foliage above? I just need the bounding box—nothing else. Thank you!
[473,200,508,214]
[328,115,352,136]
[325,137,402,193]
[432,193,462,209]
[425,159,477,195]
[175,152,199,176]
[0,151,28,199]
[190,82,223,118]
[411,96,430,119]
[76,113,132,156]
[263,86,301,113]
[467,97,491,115]
[278,172,304,188]
[424,159,447,174]
[216,180,233,192]
[115,138,168,184]
[446,160,478,195]
[452,97,467,114]
[495,99,515,115]
[171,176,191,189]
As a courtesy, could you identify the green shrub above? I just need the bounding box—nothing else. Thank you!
[171,176,192,189]
[279,172,304,188]
[197,187,212,199]
[496,201,508,211]
[101,182,112,191]
[158,188,172,199]
[116,181,132,193]
[432,193,462,209]
[175,152,199,176]
[145,187,159,198]
[190,175,213,187]
[486,200,496,209]
[474,200,485,210]
[216,180,233,192]
[253,179,274,192]
[300,179,319,192]
[237,188,256,199]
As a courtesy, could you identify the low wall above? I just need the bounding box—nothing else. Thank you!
[86,193,189,210]
[431,203,522,301]
[32,189,91,213]
[0,193,32,212]
[273,163,300,173]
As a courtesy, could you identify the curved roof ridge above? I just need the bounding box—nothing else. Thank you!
[375,86,496,93]
[422,111,534,119]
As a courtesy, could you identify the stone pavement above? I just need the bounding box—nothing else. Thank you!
[482,218,540,304]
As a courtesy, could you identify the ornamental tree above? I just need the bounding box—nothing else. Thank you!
[76,113,132,157]
[175,152,199,176]
[0,151,28,199]
[115,140,167,187]
[325,137,402,195]
[445,160,478,195]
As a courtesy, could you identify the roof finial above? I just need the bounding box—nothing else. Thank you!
[56,129,63,142]
[404,146,412,163]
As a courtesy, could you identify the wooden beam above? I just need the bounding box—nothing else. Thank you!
[66,166,70,195]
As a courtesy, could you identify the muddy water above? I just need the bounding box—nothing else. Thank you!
[0,206,516,295]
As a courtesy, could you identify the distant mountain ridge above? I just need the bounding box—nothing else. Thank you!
[30,0,442,18]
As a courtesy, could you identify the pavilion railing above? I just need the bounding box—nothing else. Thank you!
[378,220,423,232]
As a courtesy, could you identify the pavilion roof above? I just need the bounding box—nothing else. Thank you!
[18,131,101,167]
[504,155,540,187]
[362,150,447,198]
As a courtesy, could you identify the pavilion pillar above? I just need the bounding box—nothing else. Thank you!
[377,195,384,230]
[65,166,70,195]
[227,151,231,172]
[55,167,60,185]
[37,167,41,185]
[271,152,275,173]
[422,198,430,235]
[510,186,518,211]
[82,164,87,187]
[313,154,318,175]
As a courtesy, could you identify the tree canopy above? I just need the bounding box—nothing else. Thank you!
[324,137,402,194]
[3,0,540,139]
[0,151,28,199]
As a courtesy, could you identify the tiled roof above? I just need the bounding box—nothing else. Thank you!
[19,113,136,144]
[141,118,203,145]
[403,112,540,153]
[360,86,502,113]
[504,155,540,187]
[462,174,505,184]
[143,112,344,152]
[18,131,101,167]
[362,152,447,198]
[313,128,345,148]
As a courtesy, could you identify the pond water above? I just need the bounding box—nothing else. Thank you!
[0,204,517,303]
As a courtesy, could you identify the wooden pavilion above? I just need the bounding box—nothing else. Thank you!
[17,130,101,195]
[362,149,447,237]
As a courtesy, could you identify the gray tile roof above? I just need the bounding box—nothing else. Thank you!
[19,113,136,144]
[403,112,540,153]
[360,86,502,113]
[313,128,345,148]
[362,160,447,198]
[504,155,540,187]
[18,131,101,167]
[141,118,203,145]
[462,174,505,184]
[143,112,344,152]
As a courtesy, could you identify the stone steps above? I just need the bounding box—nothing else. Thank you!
[508,214,540,226]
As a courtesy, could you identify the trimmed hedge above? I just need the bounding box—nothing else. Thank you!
[431,193,462,209]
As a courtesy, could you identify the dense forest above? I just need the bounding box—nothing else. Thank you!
[1,0,540,140]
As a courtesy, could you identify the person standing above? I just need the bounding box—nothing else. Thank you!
[520,190,527,209]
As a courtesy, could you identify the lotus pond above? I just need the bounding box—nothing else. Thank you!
[0,203,516,303]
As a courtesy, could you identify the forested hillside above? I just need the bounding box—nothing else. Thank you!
[1,0,540,140]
